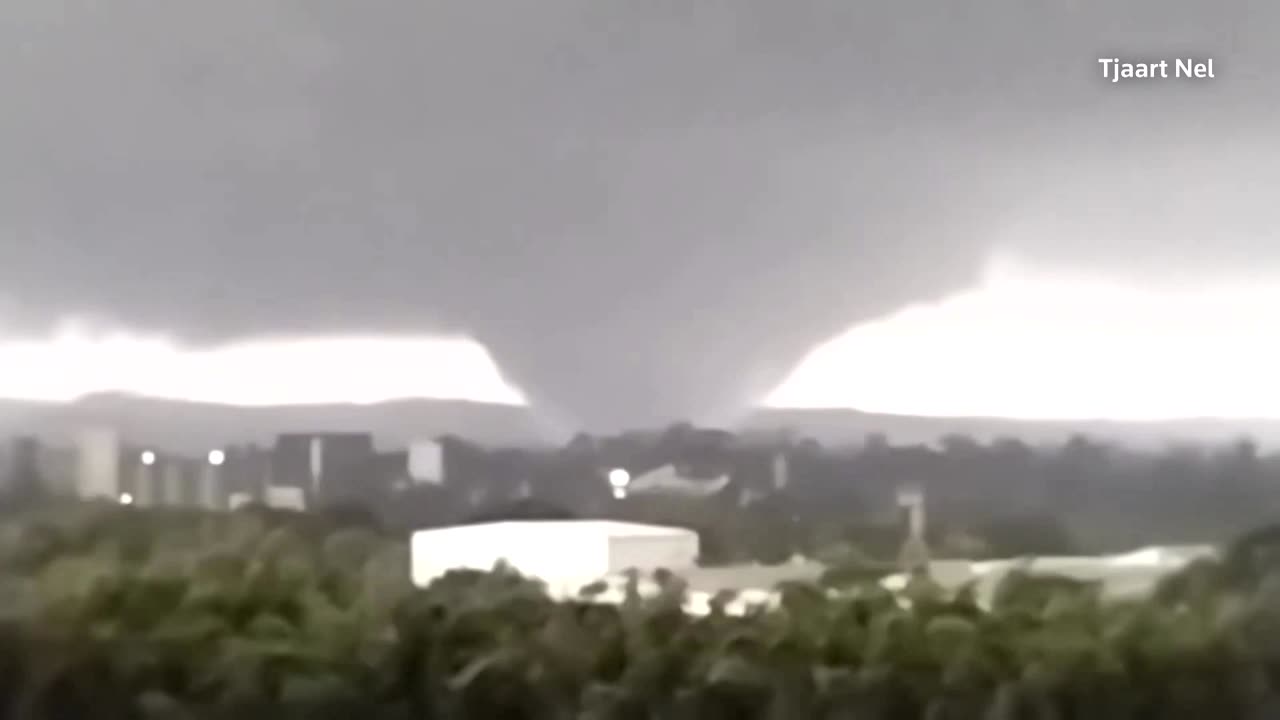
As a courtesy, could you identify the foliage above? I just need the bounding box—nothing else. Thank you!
[0,503,1277,718]
[974,513,1077,559]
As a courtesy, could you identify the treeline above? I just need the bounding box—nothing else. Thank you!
[0,503,1279,718]
[369,427,1280,560]
[10,425,1272,562]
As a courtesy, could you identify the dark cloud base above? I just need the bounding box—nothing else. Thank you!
[1,1,1276,430]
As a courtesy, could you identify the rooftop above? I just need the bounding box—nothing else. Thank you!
[415,519,697,538]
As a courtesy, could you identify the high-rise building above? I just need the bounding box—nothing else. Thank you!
[76,428,121,500]
[198,458,222,510]
[3,436,43,497]
[272,433,376,506]
[408,439,445,485]
[771,452,789,491]
[160,460,187,507]
[132,453,158,507]
[224,444,270,503]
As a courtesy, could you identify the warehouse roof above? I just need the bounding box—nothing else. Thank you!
[416,519,696,538]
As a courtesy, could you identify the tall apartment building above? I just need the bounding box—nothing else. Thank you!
[222,444,271,503]
[76,428,122,500]
[272,433,376,508]
[1,436,42,496]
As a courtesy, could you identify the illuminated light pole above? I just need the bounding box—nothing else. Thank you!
[608,468,630,500]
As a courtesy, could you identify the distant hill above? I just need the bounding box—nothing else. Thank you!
[5,394,1279,455]
[0,394,553,453]
[743,408,1280,450]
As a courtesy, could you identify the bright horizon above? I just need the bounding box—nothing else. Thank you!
[765,255,1280,421]
[0,322,528,407]
[7,256,1280,423]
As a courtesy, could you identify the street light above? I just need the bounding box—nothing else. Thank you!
[118,492,134,505]
[607,468,631,489]
[607,468,630,500]
[207,449,225,466]
[140,451,156,466]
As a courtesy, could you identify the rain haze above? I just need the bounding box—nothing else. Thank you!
[2,1,1279,437]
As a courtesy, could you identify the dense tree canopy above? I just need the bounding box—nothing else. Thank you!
[356,427,1280,563]
[0,503,1276,718]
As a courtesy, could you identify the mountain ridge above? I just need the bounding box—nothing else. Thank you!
[0,394,551,453]
[744,408,1280,450]
[3,394,1278,454]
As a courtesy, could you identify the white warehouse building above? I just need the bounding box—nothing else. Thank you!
[410,520,700,597]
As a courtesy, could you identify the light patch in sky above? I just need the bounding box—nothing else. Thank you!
[764,255,1280,421]
[0,323,527,406]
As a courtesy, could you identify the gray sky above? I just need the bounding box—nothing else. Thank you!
[1,1,1277,431]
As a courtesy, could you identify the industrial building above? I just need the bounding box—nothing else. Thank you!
[410,520,700,597]
[880,544,1219,606]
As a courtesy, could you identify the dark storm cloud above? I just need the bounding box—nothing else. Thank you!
[1,1,1277,429]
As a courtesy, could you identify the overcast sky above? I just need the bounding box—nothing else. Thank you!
[2,1,1278,431]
